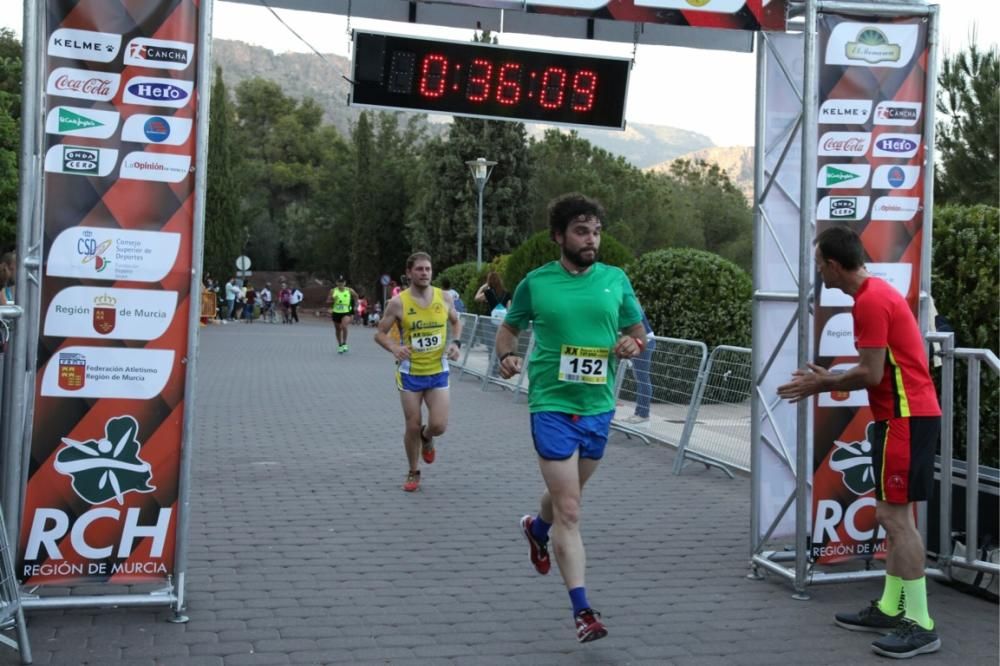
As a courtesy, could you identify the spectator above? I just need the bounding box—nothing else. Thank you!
[243,283,257,323]
[0,251,15,305]
[225,277,240,321]
[279,283,292,324]
[289,285,303,323]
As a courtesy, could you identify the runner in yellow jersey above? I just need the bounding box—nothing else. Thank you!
[374,252,463,492]
[327,275,359,354]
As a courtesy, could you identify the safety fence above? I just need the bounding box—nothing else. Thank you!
[929,332,1000,585]
[0,305,31,664]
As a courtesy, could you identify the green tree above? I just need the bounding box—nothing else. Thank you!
[935,43,999,205]
[349,112,380,294]
[203,67,243,282]
[0,28,22,249]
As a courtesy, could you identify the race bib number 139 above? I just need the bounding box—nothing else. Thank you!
[412,333,443,351]
[558,345,608,384]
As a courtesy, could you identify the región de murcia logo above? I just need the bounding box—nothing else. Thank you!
[828,422,877,496]
[54,415,155,505]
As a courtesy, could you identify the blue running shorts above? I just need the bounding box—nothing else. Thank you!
[530,410,614,461]
[396,370,449,392]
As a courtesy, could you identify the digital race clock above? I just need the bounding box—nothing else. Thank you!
[350,31,631,130]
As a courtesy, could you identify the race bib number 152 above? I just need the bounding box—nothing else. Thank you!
[558,345,608,384]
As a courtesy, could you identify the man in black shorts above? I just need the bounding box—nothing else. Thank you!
[778,226,942,659]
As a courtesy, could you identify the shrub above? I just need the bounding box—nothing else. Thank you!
[931,204,999,467]
[503,229,634,296]
[627,248,751,349]
[435,261,478,296]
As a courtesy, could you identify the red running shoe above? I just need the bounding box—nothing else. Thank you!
[420,426,435,464]
[519,514,551,575]
[575,608,608,643]
[402,470,421,492]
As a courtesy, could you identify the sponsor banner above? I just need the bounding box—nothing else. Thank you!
[119,151,192,183]
[818,99,872,125]
[123,37,194,71]
[818,163,870,189]
[815,13,928,563]
[824,22,919,69]
[48,28,121,63]
[872,164,919,190]
[122,76,193,108]
[820,262,913,307]
[816,195,870,221]
[44,144,119,177]
[454,1,787,31]
[121,114,193,145]
[818,131,870,156]
[45,106,120,139]
[28,0,201,587]
[871,196,920,221]
[46,227,181,282]
[46,67,121,102]
[41,347,174,399]
[44,287,177,340]
[872,133,921,158]
[873,101,922,126]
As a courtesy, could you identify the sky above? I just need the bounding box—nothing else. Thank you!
[2,1,996,146]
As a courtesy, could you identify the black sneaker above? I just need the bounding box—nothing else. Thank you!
[835,600,904,633]
[871,619,941,659]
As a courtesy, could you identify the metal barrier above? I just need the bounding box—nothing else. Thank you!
[673,346,752,478]
[929,332,1000,582]
[451,313,481,375]
[0,305,32,664]
[481,321,534,399]
[612,336,708,453]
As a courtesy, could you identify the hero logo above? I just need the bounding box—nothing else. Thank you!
[123,77,193,108]
[818,99,872,125]
[818,132,870,157]
[123,38,194,71]
[872,165,920,190]
[872,133,921,158]
[873,101,921,126]
[48,28,121,63]
[46,67,121,102]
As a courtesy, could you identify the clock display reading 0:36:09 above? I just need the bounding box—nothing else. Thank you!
[351,32,631,130]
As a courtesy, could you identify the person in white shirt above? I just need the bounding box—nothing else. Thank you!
[224,277,240,321]
[289,286,304,323]
[259,283,273,321]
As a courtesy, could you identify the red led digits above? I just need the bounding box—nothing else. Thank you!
[496,62,522,106]
[570,70,598,112]
[419,54,448,98]
[539,67,567,110]
[466,58,492,103]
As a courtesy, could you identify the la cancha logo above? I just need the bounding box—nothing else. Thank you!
[54,415,155,505]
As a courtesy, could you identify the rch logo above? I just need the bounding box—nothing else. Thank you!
[829,426,876,496]
[53,415,155,505]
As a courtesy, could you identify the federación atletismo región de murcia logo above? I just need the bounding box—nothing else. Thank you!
[54,415,155,505]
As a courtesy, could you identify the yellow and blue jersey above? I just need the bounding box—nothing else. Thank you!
[397,287,450,376]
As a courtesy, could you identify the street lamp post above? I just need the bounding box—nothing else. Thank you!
[466,157,497,270]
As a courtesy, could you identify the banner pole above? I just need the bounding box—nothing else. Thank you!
[794,0,820,600]
[750,30,767,563]
[169,0,217,623]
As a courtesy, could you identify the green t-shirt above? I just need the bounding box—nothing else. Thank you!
[504,261,643,415]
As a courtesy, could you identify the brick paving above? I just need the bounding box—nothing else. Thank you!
[5,319,998,665]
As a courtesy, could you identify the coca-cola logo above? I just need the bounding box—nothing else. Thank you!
[823,137,866,151]
[55,75,112,96]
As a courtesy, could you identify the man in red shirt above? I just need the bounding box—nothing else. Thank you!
[778,226,941,659]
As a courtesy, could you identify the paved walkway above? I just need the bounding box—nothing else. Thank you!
[7,320,999,665]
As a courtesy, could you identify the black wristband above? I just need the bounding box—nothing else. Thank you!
[451,339,462,348]
[499,351,516,362]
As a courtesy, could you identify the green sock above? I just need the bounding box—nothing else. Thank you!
[901,577,934,630]
[878,574,904,615]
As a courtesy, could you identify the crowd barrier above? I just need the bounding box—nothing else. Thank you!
[453,314,533,399]
[0,305,31,664]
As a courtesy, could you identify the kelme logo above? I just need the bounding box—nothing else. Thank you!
[828,425,876,496]
[53,415,155,505]
[846,28,901,64]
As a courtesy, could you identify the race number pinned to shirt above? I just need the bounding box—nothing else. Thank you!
[411,332,443,352]
[559,345,608,384]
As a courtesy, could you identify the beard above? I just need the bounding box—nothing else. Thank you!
[563,246,597,270]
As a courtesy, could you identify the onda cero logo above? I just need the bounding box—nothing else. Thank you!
[53,415,155,505]
[122,76,193,109]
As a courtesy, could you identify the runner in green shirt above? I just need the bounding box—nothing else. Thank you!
[495,193,645,643]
